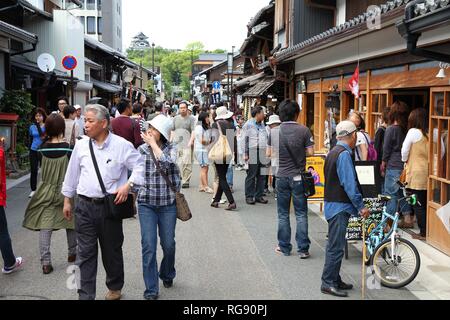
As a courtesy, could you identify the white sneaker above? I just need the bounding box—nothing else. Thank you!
[220,199,227,204]
[29,191,35,198]
[2,257,24,275]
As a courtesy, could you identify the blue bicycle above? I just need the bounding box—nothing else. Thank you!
[364,181,421,289]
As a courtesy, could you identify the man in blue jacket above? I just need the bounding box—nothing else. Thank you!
[321,121,370,298]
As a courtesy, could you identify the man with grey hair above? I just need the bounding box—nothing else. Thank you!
[321,120,370,298]
[62,104,145,301]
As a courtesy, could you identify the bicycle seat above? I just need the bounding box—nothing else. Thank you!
[378,195,392,202]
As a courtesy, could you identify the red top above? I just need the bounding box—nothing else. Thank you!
[0,147,6,207]
[111,116,143,149]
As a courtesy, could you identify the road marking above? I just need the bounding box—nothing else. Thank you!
[6,174,30,191]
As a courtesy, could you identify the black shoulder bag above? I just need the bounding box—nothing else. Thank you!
[89,139,136,220]
[281,128,316,198]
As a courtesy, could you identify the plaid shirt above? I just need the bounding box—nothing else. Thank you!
[137,143,181,207]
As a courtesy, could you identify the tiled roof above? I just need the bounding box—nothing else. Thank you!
[275,0,412,63]
[248,1,275,29]
[413,0,449,17]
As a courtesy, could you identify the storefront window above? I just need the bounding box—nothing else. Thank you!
[434,92,445,116]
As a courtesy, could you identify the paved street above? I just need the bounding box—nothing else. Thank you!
[0,166,448,300]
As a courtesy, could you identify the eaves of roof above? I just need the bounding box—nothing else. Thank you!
[275,0,411,64]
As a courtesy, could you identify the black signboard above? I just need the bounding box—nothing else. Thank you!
[346,198,383,241]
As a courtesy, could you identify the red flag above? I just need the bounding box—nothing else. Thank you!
[349,66,360,98]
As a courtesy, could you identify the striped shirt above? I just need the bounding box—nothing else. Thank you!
[137,143,181,207]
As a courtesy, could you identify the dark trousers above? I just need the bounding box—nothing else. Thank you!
[0,206,16,269]
[321,212,350,289]
[409,189,427,237]
[75,197,125,300]
[214,164,235,204]
[29,150,41,191]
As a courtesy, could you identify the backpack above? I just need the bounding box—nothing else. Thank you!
[363,132,378,161]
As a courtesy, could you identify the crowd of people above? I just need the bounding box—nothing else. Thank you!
[0,94,430,299]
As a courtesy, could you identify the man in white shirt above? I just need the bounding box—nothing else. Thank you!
[62,104,144,301]
[74,105,85,137]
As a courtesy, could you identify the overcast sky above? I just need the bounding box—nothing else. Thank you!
[123,0,270,51]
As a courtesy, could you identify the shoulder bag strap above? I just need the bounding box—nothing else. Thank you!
[89,139,108,196]
[280,126,303,174]
[148,146,178,194]
[70,124,76,146]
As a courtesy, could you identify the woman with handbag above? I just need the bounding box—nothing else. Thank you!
[137,114,181,300]
[401,108,429,240]
[209,107,237,211]
[23,114,76,275]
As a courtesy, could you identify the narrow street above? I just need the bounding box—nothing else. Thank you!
[2,167,444,301]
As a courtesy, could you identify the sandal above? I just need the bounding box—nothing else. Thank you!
[205,187,214,194]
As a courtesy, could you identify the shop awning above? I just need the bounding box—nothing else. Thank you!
[0,20,37,45]
[92,79,123,93]
[234,72,266,89]
[396,0,450,63]
[85,57,102,70]
[242,77,276,97]
[10,55,73,79]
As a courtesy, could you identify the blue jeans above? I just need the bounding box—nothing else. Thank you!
[227,164,233,188]
[321,212,350,289]
[276,177,311,255]
[0,206,16,269]
[138,203,177,298]
[384,169,411,216]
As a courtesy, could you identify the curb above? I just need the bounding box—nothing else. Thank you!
[6,174,30,191]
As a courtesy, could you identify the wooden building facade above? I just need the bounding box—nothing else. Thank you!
[274,0,450,255]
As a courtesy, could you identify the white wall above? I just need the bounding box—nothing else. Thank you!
[336,0,346,26]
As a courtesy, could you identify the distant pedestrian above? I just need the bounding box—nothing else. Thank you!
[63,105,80,148]
[74,105,85,137]
[148,102,164,121]
[23,114,75,275]
[266,115,282,197]
[236,115,246,170]
[1,144,24,275]
[243,106,269,205]
[56,96,69,115]
[195,112,213,194]
[171,101,197,188]
[210,107,237,211]
[273,101,314,259]
[28,108,47,198]
[374,107,390,193]
[62,104,145,301]
[111,99,144,149]
[321,121,369,298]
[137,115,181,300]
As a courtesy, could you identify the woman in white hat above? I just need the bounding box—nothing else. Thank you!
[210,106,237,211]
[137,115,181,300]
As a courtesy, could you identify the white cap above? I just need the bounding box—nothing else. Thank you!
[267,115,281,126]
[336,121,357,138]
[215,106,234,120]
[147,115,173,141]
[74,105,82,110]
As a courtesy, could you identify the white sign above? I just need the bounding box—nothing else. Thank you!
[355,165,375,185]
[437,202,450,234]
[37,53,56,73]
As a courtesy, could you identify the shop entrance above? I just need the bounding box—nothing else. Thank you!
[392,89,430,110]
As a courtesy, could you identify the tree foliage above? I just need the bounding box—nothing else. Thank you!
[127,41,225,99]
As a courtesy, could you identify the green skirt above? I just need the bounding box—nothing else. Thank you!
[23,156,75,231]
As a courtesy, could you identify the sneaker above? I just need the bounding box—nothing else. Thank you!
[299,252,311,260]
[219,199,227,204]
[29,191,35,198]
[275,247,291,257]
[2,257,24,275]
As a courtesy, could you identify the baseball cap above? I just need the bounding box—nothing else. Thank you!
[74,105,82,110]
[336,121,357,138]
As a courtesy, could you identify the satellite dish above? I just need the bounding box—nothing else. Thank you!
[37,53,56,73]
[123,68,136,83]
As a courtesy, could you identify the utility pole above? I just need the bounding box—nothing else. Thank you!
[191,49,194,100]
[231,46,235,111]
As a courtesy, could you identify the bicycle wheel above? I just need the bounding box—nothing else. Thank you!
[370,238,420,289]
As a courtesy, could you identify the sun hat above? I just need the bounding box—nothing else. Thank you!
[336,121,357,139]
[267,115,281,126]
[215,106,234,120]
[147,114,172,141]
